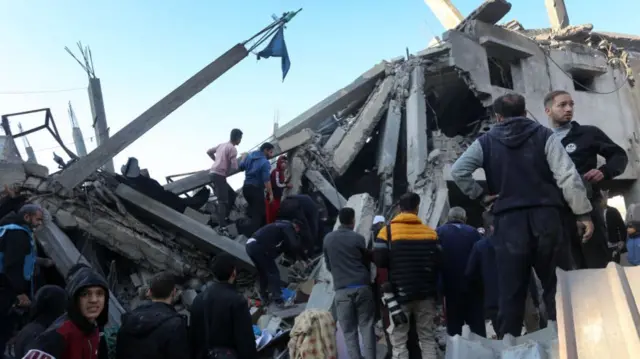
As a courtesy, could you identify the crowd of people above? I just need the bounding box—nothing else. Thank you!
[0,89,637,359]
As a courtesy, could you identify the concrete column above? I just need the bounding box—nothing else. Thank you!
[424,0,463,30]
[377,99,402,212]
[544,0,570,29]
[88,78,114,172]
[406,66,428,188]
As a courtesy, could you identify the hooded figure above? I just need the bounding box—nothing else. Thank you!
[23,267,109,359]
[12,285,68,358]
[266,156,289,224]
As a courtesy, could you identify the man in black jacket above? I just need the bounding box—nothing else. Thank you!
[0,204,44,355]
[451,93,593,338]
[278,194,320,252]
[598,192,627,263]
[245,220,307,306]
[544,90,629,269]
[190,253,257,359]
[116,272,189,359]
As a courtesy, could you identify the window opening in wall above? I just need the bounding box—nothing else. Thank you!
[488,57,514,89]
[572,71,596,92]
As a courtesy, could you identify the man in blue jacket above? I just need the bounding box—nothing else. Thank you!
[0,204,44,355]
[240,142,275,235]
[437,207,484,337]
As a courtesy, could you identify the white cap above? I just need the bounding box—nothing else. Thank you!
[373,215,385,225]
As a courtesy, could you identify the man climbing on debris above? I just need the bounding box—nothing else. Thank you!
[190,253,257,359]
[544,90,628,269]
[116,272,189,359]
[278,194,320,252]
[374,192,441,359]
[437,207,485,337]
[240,142,275,235]
[0,204,44,355]
[451,93,594,338]
[207,128,243,237]
[324,207,376,359]
[245,219,307,307]
[22,266,109,359]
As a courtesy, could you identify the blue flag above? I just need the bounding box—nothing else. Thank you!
[257,25,291,81]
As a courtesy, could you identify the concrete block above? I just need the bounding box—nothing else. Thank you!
[446,31,492,96]
[23,162,49,178]
[275,62,388,139]
[304,170,347,210]
[115,184,255,270]
[130,273,144,288]
[275,128,314,154]
[454,0,512,31]
[322,126,347,154]
[333,76,394,175]
[466,20,540,61]
[0,163,26,189]
[53,209,78,230]
[183,207,209,225]
[406,66,429,188]
[22,176,44,191]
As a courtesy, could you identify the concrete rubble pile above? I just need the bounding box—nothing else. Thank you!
[2,0,640,356]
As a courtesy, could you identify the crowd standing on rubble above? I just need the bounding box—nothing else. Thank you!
[0,87,637,359]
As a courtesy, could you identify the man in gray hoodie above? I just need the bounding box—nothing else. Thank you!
[324,207,375,359]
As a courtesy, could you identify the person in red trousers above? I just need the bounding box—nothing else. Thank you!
[265,156,291,224]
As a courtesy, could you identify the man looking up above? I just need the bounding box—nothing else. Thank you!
[451,93,593,338]
[207,128,243,237]
[240,142,275,235]
[324,207,376,359]
[116,272,189,359]
[544,90,628,269]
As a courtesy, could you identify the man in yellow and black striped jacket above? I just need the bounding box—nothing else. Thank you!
[374,192,441,359]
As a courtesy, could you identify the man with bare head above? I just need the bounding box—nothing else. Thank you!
[544,90,629,269]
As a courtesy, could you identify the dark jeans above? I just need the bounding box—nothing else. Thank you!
[245,242,281,301]
[210,173,236,227]
[242,185,265,236]
[445,293,486,337]
[493,207,568,337]
[569,199,611,269]
[0,314,13,358]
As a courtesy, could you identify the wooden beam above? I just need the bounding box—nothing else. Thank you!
[55,44,249,190]
[114,184,255,270]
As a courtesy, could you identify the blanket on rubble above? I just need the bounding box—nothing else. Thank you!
[288,309,337,359]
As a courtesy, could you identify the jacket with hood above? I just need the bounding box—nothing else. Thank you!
[373,213,441,303]
[12,285,68,358]
[240,150,271,188]
[116,301,189,359]
[450,117,592,216]
[0,212,37,312]
[189,281,257,359]
[252,220,308,261]
[271,156,288,200]
[23,268,109,359]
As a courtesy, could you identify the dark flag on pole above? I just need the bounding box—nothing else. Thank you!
[257,25,291,81]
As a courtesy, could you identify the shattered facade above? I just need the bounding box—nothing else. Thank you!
[2,0,640,356]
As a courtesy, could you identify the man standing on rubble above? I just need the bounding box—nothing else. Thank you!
[207,128,243,237]
[0,204,44,355]
[240,142,275,235]
[374,192,441,359]
[544,90,629,269]
[245,219,307,306]
[324,207,376,359]
[450,93,594,338]
[190,253,257,359]
[116,272,189,359]
[437,207,485,337]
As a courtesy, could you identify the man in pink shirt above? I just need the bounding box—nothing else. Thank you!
[207,129,243,237]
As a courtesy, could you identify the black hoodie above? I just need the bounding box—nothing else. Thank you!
[115,301,189,359]
[0,212,35,312]
[23,267,109,359]
[12,285,68,358]
[478,117,566,214]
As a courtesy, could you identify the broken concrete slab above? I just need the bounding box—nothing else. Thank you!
[377,99,402,211]
[545,0,570,30]
[0,163,27,189]
[332,76,394,175]
[55,44,250,190]
[284,153,307,197]
[275,62,388,139]
[183,207,210,225]
[114,184,254,270]
[275,128,314,154]
[304,170,347,210]
[424,0,464,30]
[454,0,512,32]
[53,210,78,230]
[322,126,347,154]
[465,20,538,61]
[405,66,429,188]
[0,136,23,163]
[36,220,125,327]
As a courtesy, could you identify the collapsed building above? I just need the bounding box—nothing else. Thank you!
[2,0,640,357]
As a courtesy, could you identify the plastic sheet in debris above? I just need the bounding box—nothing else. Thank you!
[444,324,559,359]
